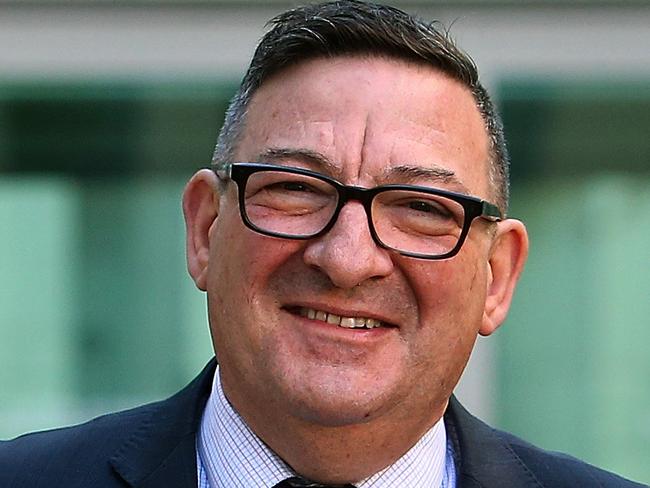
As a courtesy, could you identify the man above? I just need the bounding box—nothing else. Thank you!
[0,1,645,487]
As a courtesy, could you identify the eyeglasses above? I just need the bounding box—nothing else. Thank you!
[215,162,502,260]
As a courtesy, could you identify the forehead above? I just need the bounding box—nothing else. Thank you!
[237,56,491,197]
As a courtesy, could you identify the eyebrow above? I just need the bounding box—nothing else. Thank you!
[255,148,342,178]
[255,147,470,194]
[382,164,470,194]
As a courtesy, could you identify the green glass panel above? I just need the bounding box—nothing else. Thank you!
[0,79,231,436]
[0,178,80,438]
[77,177,213,403]
[498,177,650,484]
[496,78,650,484]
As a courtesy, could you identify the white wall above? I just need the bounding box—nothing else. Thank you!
[2,3,650,84]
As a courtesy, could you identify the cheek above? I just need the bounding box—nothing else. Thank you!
[404,259,486,398]
[444,247,486,300]
[206,207,261,338]
[206,205,304,327]
[208,201,274,290]
[408,255,485,318]
[407,253,488,359]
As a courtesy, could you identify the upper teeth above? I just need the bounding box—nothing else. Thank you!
[299,307,382,329]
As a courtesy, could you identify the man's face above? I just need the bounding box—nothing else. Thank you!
[202,57,504,430]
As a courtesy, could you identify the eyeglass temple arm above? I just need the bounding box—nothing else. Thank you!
[481,201,503,221]
[215,163,231,179]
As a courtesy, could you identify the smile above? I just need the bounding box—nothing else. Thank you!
[297,307,384,329]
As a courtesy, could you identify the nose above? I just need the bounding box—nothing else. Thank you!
[303,202,394,289]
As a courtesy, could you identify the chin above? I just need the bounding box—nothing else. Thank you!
[276,368,403,428]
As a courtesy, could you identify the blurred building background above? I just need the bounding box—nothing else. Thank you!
[1,0,648,483]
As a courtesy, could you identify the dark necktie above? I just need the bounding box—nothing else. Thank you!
[273,476,357,488]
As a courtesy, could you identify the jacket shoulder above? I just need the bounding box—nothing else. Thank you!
[446,396,648,488]
[0,402,156,487]
[0,361,216,488]
[496,427,648,487]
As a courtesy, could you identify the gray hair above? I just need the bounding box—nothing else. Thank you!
[212,0,510,212]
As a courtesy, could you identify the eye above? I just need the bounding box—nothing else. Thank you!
[404,199,453,218]
[269,181,313,193]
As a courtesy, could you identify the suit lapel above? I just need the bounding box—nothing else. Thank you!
[445,396,543,488]
[109,360,217,488]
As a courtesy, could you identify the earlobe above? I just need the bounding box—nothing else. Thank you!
[182,169,220,291]
[480,219,529,336]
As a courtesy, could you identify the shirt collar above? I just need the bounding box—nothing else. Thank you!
[198,366,450,488]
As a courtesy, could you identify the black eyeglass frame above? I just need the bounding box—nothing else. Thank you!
[215,162,503,260]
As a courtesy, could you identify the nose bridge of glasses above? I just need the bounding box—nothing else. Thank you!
[331,183,376,227]
[337,183,375,206]
[317,183,376,238]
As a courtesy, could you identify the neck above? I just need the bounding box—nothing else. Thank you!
[267,418,444,484]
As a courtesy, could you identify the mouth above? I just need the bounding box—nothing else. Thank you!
[289,306,392,330]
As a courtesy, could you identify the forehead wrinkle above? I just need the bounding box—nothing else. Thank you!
[356,112,372,183]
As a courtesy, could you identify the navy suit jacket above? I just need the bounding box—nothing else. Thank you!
[1,359,646,487]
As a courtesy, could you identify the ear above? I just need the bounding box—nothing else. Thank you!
[479,219,529,336]
[182,169,220,291]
